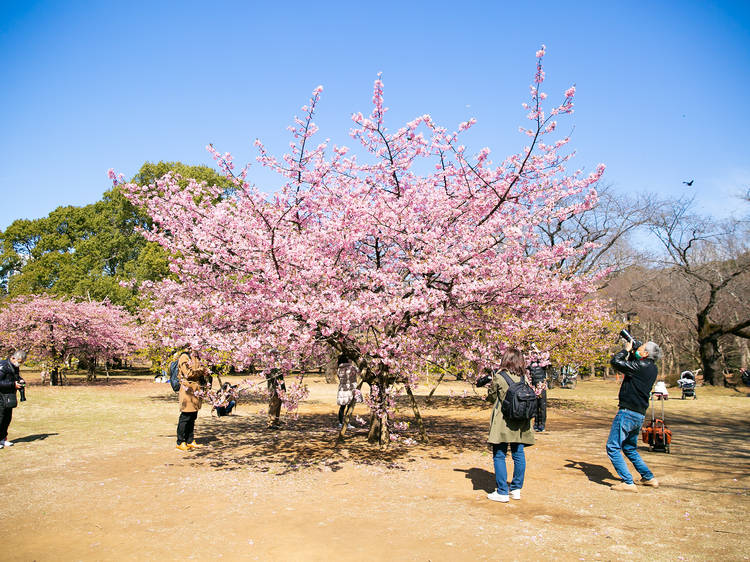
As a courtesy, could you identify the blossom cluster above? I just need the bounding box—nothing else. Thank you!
[116,47,606,424]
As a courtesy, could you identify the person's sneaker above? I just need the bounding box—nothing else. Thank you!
[0,443,3,449]
[641,477,659,488]
[611,482,638,492]
[510,489,521,500]
[187,441,202,449]
[487,491,510,503]
[1,440,13,447]
[176,443,190,451]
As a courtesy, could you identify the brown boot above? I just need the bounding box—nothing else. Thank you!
[611,482,638,492]
[641,477,659,488]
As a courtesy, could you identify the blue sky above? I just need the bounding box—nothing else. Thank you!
[1,0,749,230]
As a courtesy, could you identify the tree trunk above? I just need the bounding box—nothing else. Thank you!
[425,371,446,404]
[50,366,60,386]
[738,337,750,369]
[324,347,338,384]
[367,378,390,447]
[699,337,723,386]
[405,385,428,443]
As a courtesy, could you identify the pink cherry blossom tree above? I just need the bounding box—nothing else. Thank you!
[118,47,606,445]
[0,294,141,385]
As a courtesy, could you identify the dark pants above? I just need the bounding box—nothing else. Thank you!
[534,390,547,430]
[0,407,12,441]
[177,411,198,444]
[216,401,235,417]
[338,402,356,424]
[268,392,282,426]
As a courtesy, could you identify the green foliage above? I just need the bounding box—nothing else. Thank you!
[0,161,228,312]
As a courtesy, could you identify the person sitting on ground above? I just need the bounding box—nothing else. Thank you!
[336,353,359,429]
[176,348,210,451]
[607,339,662,492]
[215,382,237,417]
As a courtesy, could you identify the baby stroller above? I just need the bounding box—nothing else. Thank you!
[642,391,672,453]
[677,371,697,400]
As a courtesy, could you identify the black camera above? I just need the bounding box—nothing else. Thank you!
[619,329,642,351]
[18,378,26,402]
[476,370,493,388]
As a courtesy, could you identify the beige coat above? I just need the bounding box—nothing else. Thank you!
[487,370,535,446]
[178,353,207,413]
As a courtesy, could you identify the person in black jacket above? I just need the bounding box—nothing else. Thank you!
[0,350,28,449]
[607,339,661,492]
[529,365,547,432]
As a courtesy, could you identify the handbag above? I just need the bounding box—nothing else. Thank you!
[1,392,18,409]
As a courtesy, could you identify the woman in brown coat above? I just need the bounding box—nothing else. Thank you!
[176,350,209,451]
[486,348,535,503]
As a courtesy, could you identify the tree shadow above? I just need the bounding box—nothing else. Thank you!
[182,410,491,474]
[12,433,59,443]
[564,459,619,486]
[454,467,495,493]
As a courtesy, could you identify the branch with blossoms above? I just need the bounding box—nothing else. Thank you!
[114,46,607,446]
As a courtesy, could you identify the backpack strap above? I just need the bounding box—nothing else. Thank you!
[498,370,514,386]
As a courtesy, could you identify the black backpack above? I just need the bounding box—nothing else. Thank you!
[498,370,537,421]
[165,353,186,393]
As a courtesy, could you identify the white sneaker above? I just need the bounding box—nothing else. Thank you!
[487,491,509,503]
[1,440,12,447]
[510,489,521,500]
[0,443,3,449]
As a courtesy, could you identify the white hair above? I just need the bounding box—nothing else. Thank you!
[644,342,662,362]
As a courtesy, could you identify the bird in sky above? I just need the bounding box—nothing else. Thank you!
[683,180,694,186]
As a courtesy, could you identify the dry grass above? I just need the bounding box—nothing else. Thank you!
[1,370,748,561]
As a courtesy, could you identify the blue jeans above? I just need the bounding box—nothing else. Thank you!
[606,409,654,484]
[492,443,525,494]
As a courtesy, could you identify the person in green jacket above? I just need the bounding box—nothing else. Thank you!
[486,348,535,503]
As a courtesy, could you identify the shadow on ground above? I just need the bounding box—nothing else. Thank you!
[183,411,493,474]
[564,459,618,486]
[12,433,59,443]
[454,467,495,493]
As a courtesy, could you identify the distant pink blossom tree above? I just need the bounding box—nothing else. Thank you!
[0,294,141,385]
[118,47,606,444]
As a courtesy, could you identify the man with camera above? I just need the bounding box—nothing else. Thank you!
[607,332,661,492]
[0,350,28,449]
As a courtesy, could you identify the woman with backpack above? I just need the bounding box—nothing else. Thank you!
[486,348,536,503]
[176,349,210,451]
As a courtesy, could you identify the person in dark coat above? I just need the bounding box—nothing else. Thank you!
[0,350,28,449]
[529,365,547,432]
[266,368,286,429]
[486,348,535,503]
[607,339,662,492]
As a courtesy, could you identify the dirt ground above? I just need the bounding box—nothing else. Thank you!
[1,372,748,561]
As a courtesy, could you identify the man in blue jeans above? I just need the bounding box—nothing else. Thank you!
[607,338,662,492]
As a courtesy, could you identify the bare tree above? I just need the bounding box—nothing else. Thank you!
[538,183,657,278]
[646,198,750,385]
